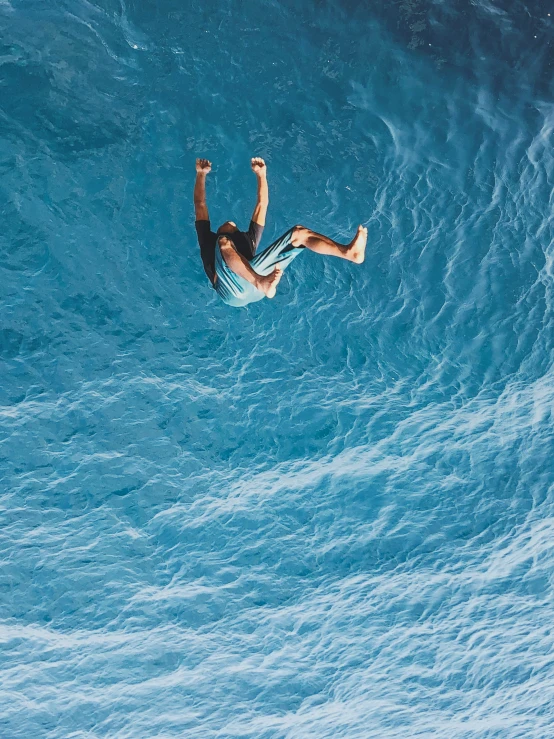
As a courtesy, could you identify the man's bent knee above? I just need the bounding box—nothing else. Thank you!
[218,236,236,253]
[218,238,239,267]
[291,225,308,247]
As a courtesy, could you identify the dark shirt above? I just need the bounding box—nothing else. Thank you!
[195,220,264,286]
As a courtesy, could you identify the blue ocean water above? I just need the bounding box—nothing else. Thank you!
[1,0,554,736]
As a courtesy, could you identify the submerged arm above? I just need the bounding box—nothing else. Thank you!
[251,157,268,226]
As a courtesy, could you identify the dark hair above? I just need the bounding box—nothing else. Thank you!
[217,221,238,235]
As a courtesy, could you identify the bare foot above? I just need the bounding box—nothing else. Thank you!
[258,267,283,298]
[346,226,368,264]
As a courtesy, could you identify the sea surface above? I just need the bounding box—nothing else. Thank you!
[1,1,554,737]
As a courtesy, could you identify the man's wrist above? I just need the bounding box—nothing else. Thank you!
[255,172,267,180]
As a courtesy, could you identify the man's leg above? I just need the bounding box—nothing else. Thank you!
[291,225,368,263]
[218,236,283,299]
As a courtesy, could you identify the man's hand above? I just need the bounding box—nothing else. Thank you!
[251,157,266,177]
[196,158,212,174]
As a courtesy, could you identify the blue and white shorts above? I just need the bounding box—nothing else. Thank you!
[214,227,304,307]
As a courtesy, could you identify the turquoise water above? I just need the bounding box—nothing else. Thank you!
[1,0,554,736]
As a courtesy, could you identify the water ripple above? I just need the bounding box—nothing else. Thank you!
[1,0,554,737]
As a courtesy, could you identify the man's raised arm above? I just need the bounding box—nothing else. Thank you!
[194,158,211,221]
[251,157,268,226]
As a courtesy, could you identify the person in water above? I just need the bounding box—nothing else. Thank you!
[193,157,368,307]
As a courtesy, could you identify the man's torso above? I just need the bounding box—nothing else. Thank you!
[195,220,264,286]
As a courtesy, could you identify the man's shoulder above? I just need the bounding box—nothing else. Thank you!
[195,219,213,234]
[195,220,216,246]
[247,220,264,244]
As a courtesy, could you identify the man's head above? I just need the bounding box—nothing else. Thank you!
[217,221,239,235]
